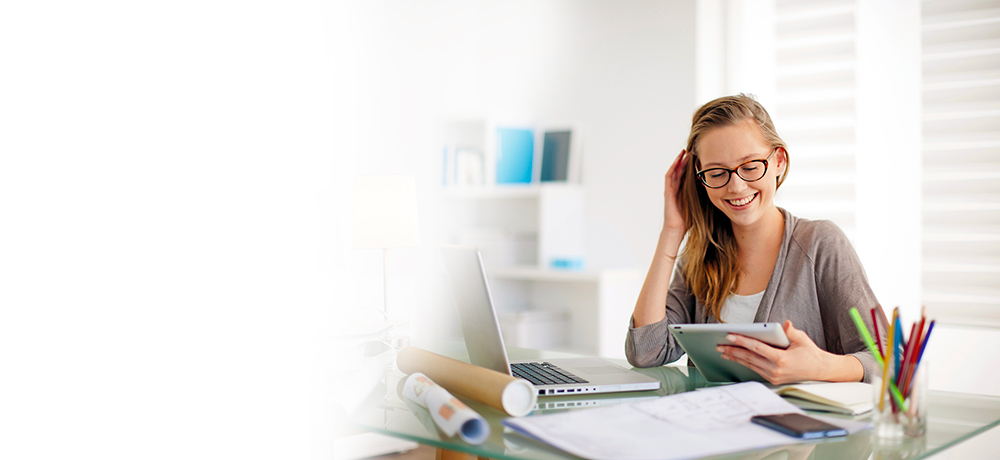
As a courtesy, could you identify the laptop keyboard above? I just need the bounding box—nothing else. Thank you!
[511,362,589,386]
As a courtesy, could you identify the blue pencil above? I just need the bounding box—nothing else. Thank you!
[895,316,905,378]
[914,321,935,370]
[916,321,935,362]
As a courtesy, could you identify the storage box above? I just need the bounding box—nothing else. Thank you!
[496,310,569,349]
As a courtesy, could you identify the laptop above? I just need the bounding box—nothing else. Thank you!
[440,245,661,396]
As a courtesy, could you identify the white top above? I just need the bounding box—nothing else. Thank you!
[720,290,765,323]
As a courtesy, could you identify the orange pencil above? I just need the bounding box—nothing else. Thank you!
[879,308,898,412]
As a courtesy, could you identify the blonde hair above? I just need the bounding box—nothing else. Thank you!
[678,94,789,321]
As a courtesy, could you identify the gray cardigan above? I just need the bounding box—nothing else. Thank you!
[625,209,885,383]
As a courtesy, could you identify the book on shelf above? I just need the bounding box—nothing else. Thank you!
[496,127,533,184]
[540,130,571,182]
[774,382,873,415]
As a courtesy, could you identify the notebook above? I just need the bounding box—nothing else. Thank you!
[774,382,874,415]
[440,245,661,396]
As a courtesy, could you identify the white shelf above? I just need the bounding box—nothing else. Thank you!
[488,266,602,282]
[441,183,582,200]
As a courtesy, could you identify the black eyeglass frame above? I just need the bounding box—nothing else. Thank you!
[695,148,779,189]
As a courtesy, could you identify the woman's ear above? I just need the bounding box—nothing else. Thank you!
[775,147,788,176]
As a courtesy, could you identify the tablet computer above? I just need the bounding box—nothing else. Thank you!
[668,323,790,383]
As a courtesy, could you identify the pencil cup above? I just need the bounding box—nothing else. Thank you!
[872,360,927,440]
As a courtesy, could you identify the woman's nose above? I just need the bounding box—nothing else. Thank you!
[727,172,749,193]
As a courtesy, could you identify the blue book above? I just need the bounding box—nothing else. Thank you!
[540,130,571,182]
[496,128,533,184]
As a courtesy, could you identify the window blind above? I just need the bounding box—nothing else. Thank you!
[922,0,1000,327]
[772,0,859,239]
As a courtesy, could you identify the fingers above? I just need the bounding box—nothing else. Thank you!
[666,150,687,178]
[725,334,782,361]
[672,150,688,182]
[727,352,779,384]
[670,149,686,170]
[717,344,779,383]
[783,320,813,346]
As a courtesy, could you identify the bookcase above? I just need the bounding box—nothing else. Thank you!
[438,120,642,359]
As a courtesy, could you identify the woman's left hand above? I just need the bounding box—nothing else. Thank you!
[717,320,856,384]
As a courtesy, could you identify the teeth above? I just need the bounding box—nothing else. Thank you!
[727,194,756,206]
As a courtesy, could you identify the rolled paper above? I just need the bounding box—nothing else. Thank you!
[402,373,490,444]
[397,346,537,417]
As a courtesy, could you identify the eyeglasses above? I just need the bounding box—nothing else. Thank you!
[696,148,778,189]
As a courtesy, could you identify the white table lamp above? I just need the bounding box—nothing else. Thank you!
[352,174,421,318]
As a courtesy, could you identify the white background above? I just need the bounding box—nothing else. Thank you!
[3,1,998,459]
[2,1,335,458]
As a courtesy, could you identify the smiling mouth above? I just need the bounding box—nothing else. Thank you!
[726,193,758,207]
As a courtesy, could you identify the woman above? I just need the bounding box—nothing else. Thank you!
[626,94,883,384]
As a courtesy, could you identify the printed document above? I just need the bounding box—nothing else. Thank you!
[503,382,864,460]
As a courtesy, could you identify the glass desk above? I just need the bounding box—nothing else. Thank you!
[351,343,1000,460]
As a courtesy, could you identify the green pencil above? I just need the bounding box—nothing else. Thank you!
[849,307,908,412]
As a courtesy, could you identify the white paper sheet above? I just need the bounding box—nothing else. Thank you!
[503,382,865,460]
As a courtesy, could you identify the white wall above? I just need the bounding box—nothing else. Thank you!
[3,1,335,459]
[338,0,698,343]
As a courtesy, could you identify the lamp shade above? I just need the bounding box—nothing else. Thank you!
[352,174,421,249]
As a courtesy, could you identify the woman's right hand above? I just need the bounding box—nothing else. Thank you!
[633,149,690,328]
[663,149,690,234]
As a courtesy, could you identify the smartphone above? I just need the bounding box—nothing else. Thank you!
[750,413,848,439]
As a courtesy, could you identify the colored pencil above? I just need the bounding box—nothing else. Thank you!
[915,320,935,365]
[849,307,880,359]
[880,308,898,412]
[875,304,889,335]
[849,308,907,412]
[901,313,928,396]
[905,320,935,399]
[871,307,883,358]
[898,323,918,397]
